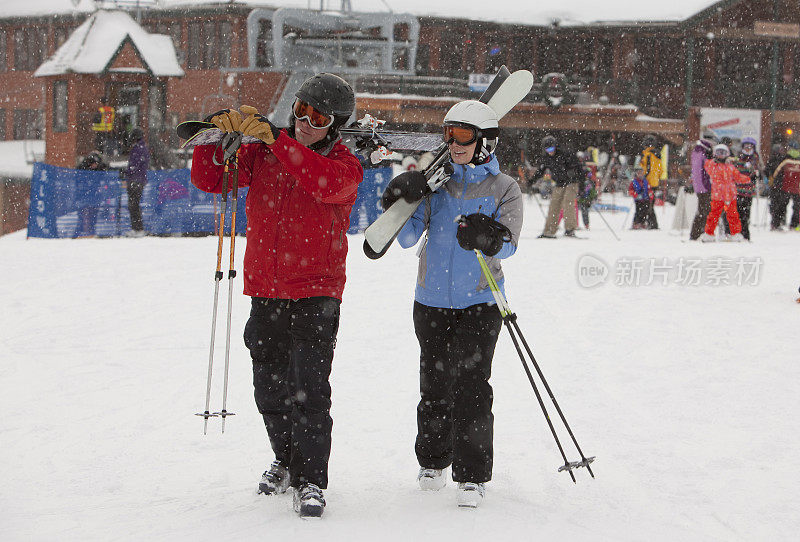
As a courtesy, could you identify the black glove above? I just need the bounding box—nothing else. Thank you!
[456,213,512,257]
[381,171,428,210]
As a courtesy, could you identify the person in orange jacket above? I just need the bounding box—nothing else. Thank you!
[700,144,751,242]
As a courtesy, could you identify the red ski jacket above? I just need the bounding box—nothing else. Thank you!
[703,159,750,203]
[191,131,363,300]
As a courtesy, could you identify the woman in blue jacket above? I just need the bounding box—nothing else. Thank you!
[381,100,523,508]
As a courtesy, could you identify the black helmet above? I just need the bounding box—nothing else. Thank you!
[291,73,355,149]
[541,135,557,150]
[295,73,355,120]
[130,127,144,141]
[642,134,657,149]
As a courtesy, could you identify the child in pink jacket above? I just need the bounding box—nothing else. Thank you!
[701,144,751,242]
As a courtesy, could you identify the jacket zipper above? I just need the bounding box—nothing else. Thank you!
[449,166,468,309]
[274,173,292,294]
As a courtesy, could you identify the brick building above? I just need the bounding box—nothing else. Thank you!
[2,0,800,233]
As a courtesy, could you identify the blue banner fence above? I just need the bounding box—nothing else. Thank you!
[27,163,393,239]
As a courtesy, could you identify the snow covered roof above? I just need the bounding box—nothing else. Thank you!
[34,9,184,77]
[4,1,729,27]
[0,140,45,179]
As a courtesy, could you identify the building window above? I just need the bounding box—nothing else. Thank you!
[13,109,43,140]
[256,20,273,68]
[596,38,613,84]
[148,83,165,135]
[439,33,461,76]
[14,27,45,71]
[415,43,429,75]
[220,22,231,68]
[202,21,217,68]
[53,81,68,132]
[485,38,505,75]
[187,21,231,70]
[634,37,684,85]
[187,22,200,68]
[54,27,71,51]
[0,29,6,72]
[509,37,531,73]
[0,109,6,140]
[537,38,575,76]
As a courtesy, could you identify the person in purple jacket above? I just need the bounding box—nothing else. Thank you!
[125,127,150,237]
[689,137,714,240]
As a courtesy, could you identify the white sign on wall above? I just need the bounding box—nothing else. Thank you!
[699,107,762,146]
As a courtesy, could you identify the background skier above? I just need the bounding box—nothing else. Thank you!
[628,165,651,229]
[190,73,363,519]
[380,99,523,508]
[730,136,760,240]
[536,134,581,238]
[639,134,663,229]
[124,127,149,237]
[689,136,715,240]
[766,139,800,231]
[700,144,750,242]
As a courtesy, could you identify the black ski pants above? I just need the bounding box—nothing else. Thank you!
[126,180,145,232]
[738,196,753,240]
[244,296,340,489]
[771,189,791,229]
[413,301,502,483]
[633,200,651,228]
[690,192,711,240]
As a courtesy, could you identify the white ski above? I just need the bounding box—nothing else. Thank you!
[363,66,534,259]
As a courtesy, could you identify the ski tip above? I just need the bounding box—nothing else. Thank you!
[363,238,388,260]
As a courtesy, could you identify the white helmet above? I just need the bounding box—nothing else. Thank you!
[443,100,499,164]
[713,144,730,160]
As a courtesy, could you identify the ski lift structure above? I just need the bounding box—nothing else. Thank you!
[247,7,419,76]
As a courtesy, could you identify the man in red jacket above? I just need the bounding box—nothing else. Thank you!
[191,73,362,519]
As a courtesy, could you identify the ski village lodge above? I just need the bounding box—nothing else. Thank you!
[2,0,800,234]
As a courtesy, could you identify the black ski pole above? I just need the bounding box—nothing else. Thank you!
[591,203,621,241]
[507,315,595,478]
[502,313,577,482]
[472,247,595,480]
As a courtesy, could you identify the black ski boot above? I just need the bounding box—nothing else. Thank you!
[258,461,290,495]
[293,483,326,519]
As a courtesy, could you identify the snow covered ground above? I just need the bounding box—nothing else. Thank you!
[1,196,797,541]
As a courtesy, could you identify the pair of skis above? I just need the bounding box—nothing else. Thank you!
[362,66,535,259]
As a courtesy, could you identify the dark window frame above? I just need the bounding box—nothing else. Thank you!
[53,80,68,133]
[0,28,7,73]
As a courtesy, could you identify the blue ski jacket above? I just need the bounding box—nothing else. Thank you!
[397,155,523,309]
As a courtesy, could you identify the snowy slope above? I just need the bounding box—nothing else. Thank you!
[1,197,797,541]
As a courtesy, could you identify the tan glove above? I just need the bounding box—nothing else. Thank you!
[239,105,280,145]
[206,109,242,133]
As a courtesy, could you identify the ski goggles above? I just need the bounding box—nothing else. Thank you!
[292,100,334,129]
[443,124,478,146]
[713,148,730,159]
[545,146,556,154]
